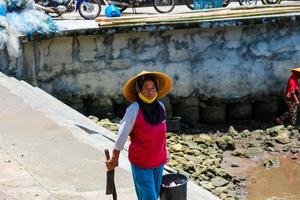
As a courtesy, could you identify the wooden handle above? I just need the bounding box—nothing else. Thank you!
[104,149,117,199]
[105,149,110,161]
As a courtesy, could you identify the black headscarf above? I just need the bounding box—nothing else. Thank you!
[136,75,166,125]
[137,97,165,125]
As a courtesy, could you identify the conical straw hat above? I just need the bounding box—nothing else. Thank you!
[123,71,172,102]
[291,67,300,73]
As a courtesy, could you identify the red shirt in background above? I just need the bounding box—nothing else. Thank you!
[285,73,299,101]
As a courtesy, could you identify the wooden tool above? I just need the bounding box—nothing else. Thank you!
[105,149,117,200]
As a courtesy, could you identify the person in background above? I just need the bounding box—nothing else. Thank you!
[277,67,300,126]
[105,71,172,200]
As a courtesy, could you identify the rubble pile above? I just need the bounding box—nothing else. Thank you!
[167,125,299,199]
[90,115,300,200]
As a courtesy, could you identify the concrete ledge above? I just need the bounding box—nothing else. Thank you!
[20,5,300,41]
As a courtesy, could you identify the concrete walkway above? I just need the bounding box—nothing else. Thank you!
[0,73,220,200]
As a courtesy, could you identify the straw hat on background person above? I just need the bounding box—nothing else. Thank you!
[123,71,172,102]
[291,67,300,73]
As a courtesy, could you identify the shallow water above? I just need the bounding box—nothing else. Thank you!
[247,156,300,200]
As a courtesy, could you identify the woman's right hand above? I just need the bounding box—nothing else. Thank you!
[106,157,118,171]
[105,149,120,171]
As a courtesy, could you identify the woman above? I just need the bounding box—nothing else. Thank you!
[106,71,172,200]
[277,67,300,126]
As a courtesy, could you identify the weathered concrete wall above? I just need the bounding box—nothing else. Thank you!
[1,16,300,124]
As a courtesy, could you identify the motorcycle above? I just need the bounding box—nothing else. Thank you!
[104,0,175,13]
[35,0,101,19]
[223,0,258,7]
[261,0,282,4]
[223,0,282,7]
[185,0,258,10]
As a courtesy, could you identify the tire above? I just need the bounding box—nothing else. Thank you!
[264,0,282,4]
[223,0,230,7]
[200,105,226,123]
[175,107,199,124]
[227,102,252,119]
[185,0,193,10]
[253,113,276,122]
[252,101,278,114]
[78,0,101,20]
[47,12,63,18]
[261,0,267,4]
[117,5,127,12]
[153,0,175,13]
[238,0,257,6]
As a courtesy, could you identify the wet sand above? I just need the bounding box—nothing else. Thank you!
[247,155,300,200]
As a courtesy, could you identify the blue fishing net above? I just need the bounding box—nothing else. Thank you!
[0,29,7,49]
[6,0,34,12]
[7,10,59,36]
[0,0,60,57]
[0,2,7,16]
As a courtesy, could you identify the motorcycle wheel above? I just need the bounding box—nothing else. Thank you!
[264,0,282,4]
[47,12,63,18]
[261,0,267,4]
[238,0,257,6]
[223,0,230,7]
[185,0,193,10]
[78,0,101,20]
[116,5,127,12]
[153,0,175,13]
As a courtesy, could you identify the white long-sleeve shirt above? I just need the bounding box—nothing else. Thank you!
[114,101,165,151]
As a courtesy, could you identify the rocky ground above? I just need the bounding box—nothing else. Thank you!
[89,116,300,200]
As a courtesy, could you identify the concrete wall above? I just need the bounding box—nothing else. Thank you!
[1,16,300,124]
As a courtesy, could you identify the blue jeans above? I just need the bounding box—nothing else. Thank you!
[131,164,164,200]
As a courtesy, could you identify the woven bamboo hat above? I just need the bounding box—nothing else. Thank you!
[123,71,172,102]
[291,67,300,73]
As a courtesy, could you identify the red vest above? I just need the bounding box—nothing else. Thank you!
[128,110,167,168]
[285,74,299,100]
